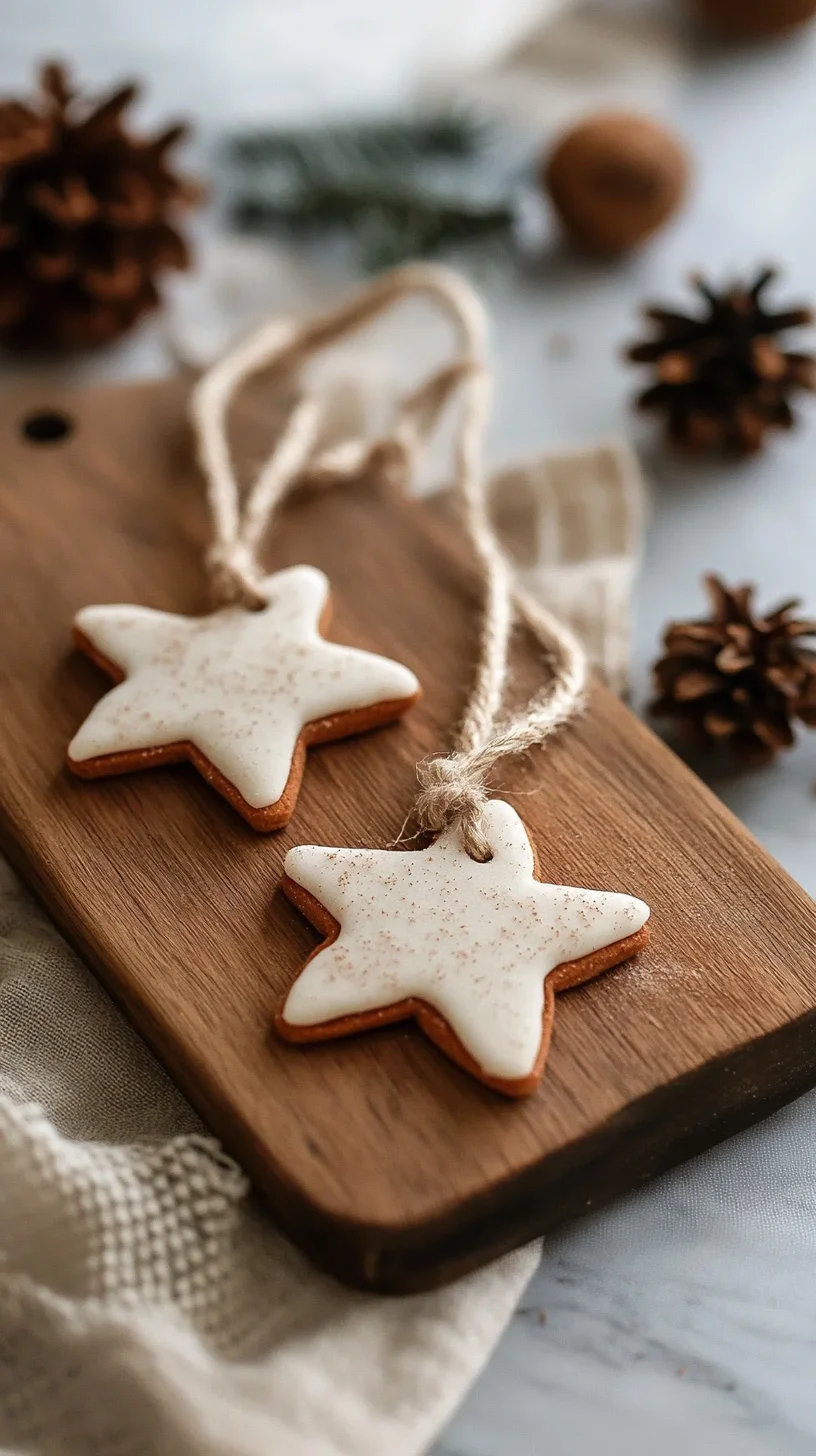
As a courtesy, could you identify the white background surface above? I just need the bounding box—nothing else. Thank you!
[4,1,816,1452]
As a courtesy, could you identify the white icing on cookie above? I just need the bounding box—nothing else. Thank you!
[282,799,650,1083]
[69,565,419,809]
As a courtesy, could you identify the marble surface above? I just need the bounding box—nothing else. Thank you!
[440,1088,816,1456]
[5,2,816,1453]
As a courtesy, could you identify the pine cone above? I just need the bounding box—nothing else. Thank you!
[626,268,816,454]
[0,62,200,350]
[652,575,816,762]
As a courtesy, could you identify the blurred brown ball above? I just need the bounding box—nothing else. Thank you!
[542,113,689,257]
[689,0,816,38]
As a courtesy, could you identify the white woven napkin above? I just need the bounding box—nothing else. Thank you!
[0,433,646,1456]
[489,441,647,697]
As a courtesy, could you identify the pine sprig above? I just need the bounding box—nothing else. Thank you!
[231,111,489,168]
[227,111,517,270]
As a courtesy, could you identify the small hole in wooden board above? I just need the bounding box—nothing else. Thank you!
[20,409,75,445]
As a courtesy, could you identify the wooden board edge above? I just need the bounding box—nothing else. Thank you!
[4,803,816,1293]
[311,1008,816,1292]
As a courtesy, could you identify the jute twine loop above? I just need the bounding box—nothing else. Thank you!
[190,265,487,608]
[190,262,587,859]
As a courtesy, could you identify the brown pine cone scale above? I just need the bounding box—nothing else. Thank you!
[652,575,816,762]
[627,268,816,455]
[0,62,200,349]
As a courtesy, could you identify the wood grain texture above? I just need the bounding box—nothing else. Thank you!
[2,380,816,1293]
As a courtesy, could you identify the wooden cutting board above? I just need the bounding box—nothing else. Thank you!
[2,378,816,1294]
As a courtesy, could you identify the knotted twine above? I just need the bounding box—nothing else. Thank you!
[190,261,588,861]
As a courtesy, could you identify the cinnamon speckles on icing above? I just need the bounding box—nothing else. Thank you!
[281,799,650,1083]
[68,565,419,810]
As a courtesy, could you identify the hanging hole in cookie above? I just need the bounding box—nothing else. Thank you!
[20,409,75,445]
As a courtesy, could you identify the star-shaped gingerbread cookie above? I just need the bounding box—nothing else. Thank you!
[277,799,650,1095]
[68,565,420,830]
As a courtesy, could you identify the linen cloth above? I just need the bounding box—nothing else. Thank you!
[489,441,646,697]
[0,427,646,1455]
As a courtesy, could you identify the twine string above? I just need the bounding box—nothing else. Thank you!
[190,262,587,859]
[190,264,488,607]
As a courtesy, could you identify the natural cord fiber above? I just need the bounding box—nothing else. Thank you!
[190,261,587,859]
